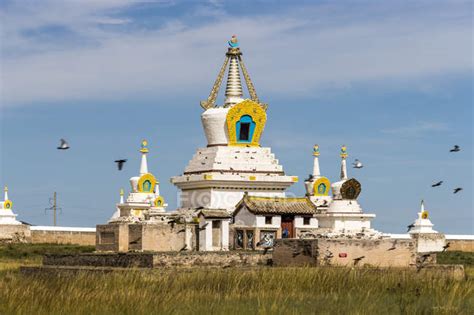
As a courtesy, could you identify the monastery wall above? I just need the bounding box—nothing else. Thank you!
[272,238,416,267]
[445,235,474,252]
[0,224,31,243]
[30,226,96,246]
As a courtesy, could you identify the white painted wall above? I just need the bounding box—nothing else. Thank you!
[256,215,281,229]
[294,216,318,228]
[221,220,229,251]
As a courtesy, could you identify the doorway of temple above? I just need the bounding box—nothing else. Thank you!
[281,215,294,238]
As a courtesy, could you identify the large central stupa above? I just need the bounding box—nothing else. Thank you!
[171,36,298,211]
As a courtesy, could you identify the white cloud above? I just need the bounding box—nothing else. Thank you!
[0,1,471,106]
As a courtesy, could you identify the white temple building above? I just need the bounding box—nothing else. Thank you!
[0,186,22,225]
[95,36,449,254]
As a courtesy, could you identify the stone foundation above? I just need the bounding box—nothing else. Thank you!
[43,251,272,268]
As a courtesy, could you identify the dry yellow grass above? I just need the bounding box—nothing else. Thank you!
[0,267,473,315]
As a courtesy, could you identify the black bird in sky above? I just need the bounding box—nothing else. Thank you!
[450,145,460,152]
[57,138,70,150]
[407,223,415,232]
[453,188,463,194]
[431,181,443,187]
[114,159,127,170]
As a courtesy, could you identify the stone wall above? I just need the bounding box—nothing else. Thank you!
[273,238,416,267]
[43,251,272,268]
[96,223,196,252]
[0,224,31,243]
[448,240,474,252]
[31,229,95,246]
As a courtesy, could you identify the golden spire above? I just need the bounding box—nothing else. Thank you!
[200,36,262,110]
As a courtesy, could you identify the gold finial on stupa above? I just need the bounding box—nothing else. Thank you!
[139,139,149,153]
[340,145,348,159]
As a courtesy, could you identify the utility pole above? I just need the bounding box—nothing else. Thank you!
[45,192,61,226]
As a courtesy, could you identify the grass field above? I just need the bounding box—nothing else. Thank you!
[0,244,473,314]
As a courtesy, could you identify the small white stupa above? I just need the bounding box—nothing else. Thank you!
[408,200,445,252]
[0,186,22,225]
[315,146,378,236]
[304,145,332,207]
[109,140,167,223]
[408,200,438,234]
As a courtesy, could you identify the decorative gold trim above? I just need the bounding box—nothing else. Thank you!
[249,175,256,181]
[238,55,259,104]
[421,211,429,219]
[226,99,266,147]
[204,174,213,180]
[292,176,299,182]
[137,173,157,193]
[313,177,331,196]
[200,56,230,110]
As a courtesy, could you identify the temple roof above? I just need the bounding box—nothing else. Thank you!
[235,195,318,215]
[198,209,232,219]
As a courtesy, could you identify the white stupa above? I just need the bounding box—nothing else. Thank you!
[171,36,298,212]
[304,144,332,207]
[315,146,377,235]
[110,140,167,222]
[408,200,438,234]
[0,186,22,225]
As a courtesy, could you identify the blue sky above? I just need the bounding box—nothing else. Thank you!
[0,0,472,233]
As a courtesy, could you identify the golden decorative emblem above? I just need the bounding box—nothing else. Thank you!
[340,178,361,200]
[313,177,331,196]
[154,196,165,207]
[421,211,429,219]
[137,173,157,193]
[3,200,12,209]
[226,99,267,147]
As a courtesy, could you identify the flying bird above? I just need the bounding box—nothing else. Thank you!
[352,159,363,169]
[114,159,127,171]
[453,188,463,194]
[407,223,415,232]
[353,256,365,266]
[57,139,70,150]
[431,181,443,187]
[450,145,460,152]
[442,242,450,252]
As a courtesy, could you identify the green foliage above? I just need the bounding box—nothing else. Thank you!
[0,243,94,260]
[438,251,474,266]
